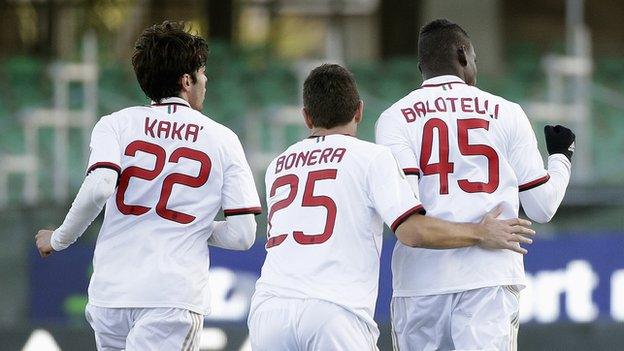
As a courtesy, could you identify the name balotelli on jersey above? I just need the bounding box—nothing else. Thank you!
[400,95,501,122]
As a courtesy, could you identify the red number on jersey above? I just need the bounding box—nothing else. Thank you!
[420,118,455,194]
[266,174,299,248]
[116,140,211,224]
[293,169,338,245]
[116,141,166,215]
[156,147,212,224]
[420,118,500,194]
[457,119,499,193]
[266,169,338,248]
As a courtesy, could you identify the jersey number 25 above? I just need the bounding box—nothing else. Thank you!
[265,169,337,248]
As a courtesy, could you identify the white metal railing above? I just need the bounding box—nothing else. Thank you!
[0,33,98,208]
[525,0,593,184]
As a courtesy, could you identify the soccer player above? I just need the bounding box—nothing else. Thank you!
[376,19,575,351]
[248,64,535,351]
[34,21,261,351]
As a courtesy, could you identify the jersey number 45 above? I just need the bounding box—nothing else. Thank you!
[421,118,499,194]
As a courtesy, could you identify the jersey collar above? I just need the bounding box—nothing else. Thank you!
[421,75,466,88]
[307,133,356,140]
[151,97,191,107]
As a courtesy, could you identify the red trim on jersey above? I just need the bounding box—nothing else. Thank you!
[151,102,190,108]
[266,234,287,248]
[403,168,421,177]
[307,133,356,139]
[86,162,121,175]
[420,81,466,88]
[391,204,426,232]
[519,174,551,192]
[223,206,263,216]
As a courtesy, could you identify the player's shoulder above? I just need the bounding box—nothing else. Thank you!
[379,89,423,121]
[93,108,131,130]
[463,85,529,125]
[111,105,151,117]
[171,108,242,144]
[466,85,521,110]
[195,111,238,137]
[353,140,398,177]
[98,105,150,126]
[337,136,392,169]
[347,136,388,154]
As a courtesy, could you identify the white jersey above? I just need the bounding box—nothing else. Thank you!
[252,134,424,330]
[376,75,550,296]
[86,97,261,314]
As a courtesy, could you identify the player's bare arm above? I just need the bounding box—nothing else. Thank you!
[395,206,534,254]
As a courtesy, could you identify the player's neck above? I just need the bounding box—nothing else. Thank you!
[175,92,197,110]
[309,124,357,138]
[422,69,464,82]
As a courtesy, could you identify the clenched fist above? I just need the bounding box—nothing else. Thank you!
[544,125,575,161]
[35,229,55,258]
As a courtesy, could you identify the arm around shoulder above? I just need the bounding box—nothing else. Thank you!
[395,213,483,249]
[395,207,535,255]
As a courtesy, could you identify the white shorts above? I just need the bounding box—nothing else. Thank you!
[85,303,204,351]
[391,286,520,351]
[248,294,379,351]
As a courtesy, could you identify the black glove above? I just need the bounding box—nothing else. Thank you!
[544,125,575,161]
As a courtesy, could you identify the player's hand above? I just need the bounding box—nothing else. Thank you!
[478,206,535,255]
[544,125,575,161]
[35,229,55,258]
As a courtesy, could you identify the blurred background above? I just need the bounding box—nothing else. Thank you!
[0,0,623,350]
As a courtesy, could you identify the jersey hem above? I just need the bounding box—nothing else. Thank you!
[251,290,377,331]
[87,298,210,315]
[392,278,526,297]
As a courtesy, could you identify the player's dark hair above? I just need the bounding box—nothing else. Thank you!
[303,64,360,129]
[132,21,208,102]
[418,19,471,73]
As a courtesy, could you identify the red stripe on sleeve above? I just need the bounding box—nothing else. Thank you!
[224,207,263,216]
[391,204,426,232]
[86,162,121,175]
[519,174,551,192]
[403,168,421,177]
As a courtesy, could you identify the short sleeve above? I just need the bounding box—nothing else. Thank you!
[367,148,425,232]
[221,133,262,216]
[507,104,550,191]
[375,111,420,177]
[86,116,122,175]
